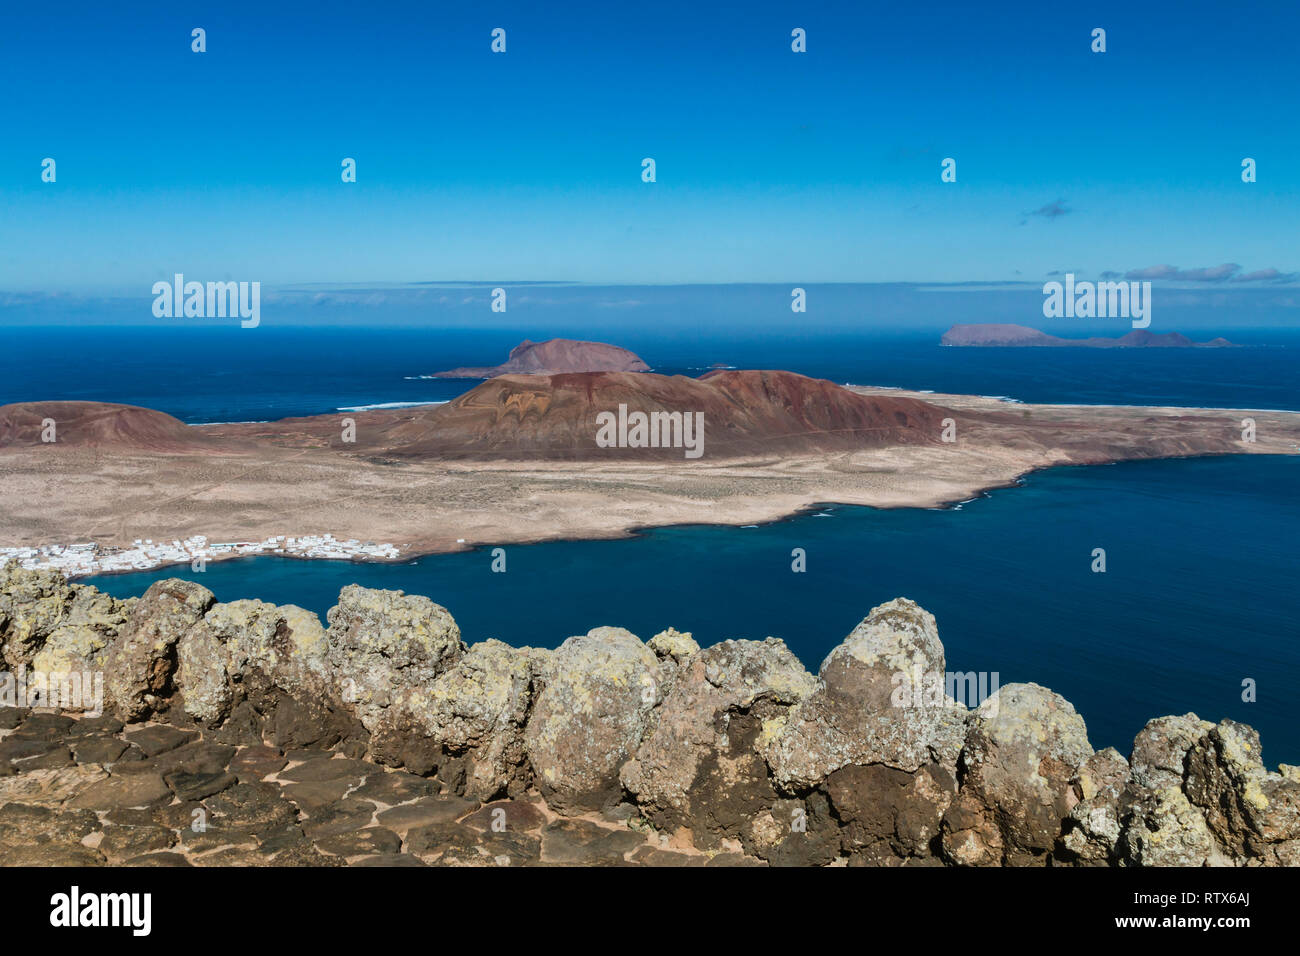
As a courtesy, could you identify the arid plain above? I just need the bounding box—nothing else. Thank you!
[1,371,1297,562]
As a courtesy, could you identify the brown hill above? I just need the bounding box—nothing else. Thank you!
[941,324,1232,348]
[21,372,949,462]
[358,369,948,460]
[0,401,217,452]
[433,338,651,378]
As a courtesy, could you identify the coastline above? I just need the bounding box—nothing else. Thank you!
[7,452,1289,584]
[3,390,1298,579]
[1,534,408,582]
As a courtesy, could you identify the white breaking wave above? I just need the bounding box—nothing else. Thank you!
[337,400,450,412]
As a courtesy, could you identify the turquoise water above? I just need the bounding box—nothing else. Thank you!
[88,455,1300,766]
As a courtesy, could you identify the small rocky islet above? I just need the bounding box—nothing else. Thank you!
[0,561,1296,867]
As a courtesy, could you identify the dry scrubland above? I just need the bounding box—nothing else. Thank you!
[0,385,1296,557]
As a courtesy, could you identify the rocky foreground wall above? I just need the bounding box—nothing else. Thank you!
[1,562,1297,867]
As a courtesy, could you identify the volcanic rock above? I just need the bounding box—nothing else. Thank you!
[0,400,218,450]
[432,338,651,378]
[524,626,659,812]
[621,637,815,839]
[941,683,1092,865]
[760,599,967,791]
[105,578,215,721]
[325,585,463,733]
[941,324,1232,348]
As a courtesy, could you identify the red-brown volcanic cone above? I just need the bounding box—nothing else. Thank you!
[372,369,949,460]
[0,401,216,452]
[434,337,652,378]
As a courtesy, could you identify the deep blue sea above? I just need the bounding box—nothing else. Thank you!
[2,326,1299,419]
[4,326,1298,764]
[84,456,1299,765]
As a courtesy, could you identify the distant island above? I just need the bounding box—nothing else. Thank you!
[433,337,651,378]
[941,324,1233,348]
[3,359,1298,573]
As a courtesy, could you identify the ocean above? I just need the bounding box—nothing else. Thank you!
[4,325,1298,764]
[2,325,1300,419]
[81,455,1300,766]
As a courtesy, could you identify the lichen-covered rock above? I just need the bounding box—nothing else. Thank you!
[1059,747,1129,865]
[647,628,699,663]
[6,569,1300,870]
[0,564,135,705]
[1183,719,1300,861]
[173,617,232,724]
[176,600,334,723]
[325,585,464,732]
[104,579,215,721]
[30,587,134,686]
[622,638,814,839]
[0,564,75,668]
[760,599,964,791]
[941,682,1092,865]
[220,601,332,701]
[524,626,658,813]
[1129,713,1213,790]
[1119,786,1232,866]
[379,639,546,799]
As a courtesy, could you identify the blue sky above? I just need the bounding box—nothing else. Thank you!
[1,0,1296,297]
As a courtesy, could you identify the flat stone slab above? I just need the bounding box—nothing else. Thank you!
[0,842,106,866]
[14,713,76,739]
[0,736,67,764]
[104,806,159,827]
[376,795,479,832]
[72,735,129,765]
[282,778,357,811]
[230,745,288,780]
[352,853,427,867]
[123,852,192,867]
[278,757,375,783]
[630,845,707,866]
[177,823,262,852]
[203,782,299,831]
[0,803,98,843]
[350,770,438,805]
[300,798,377,839]
[0,765,108,808]
[192,848,267,867]
[11,747,73,771]
[116,740,234,777]
[0,711,779,868]
[67,715,125,737]
[539,819,647,865]
[124,725,197,758]
[165,769,238,802]
[705,852,768,867]
[461,799,549,833]
[67,771,172,811]
[315,826,402,857]
[473,829,542,866]
[98,825,178,862]
[404,821,482,856]
[264,843,346,867]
